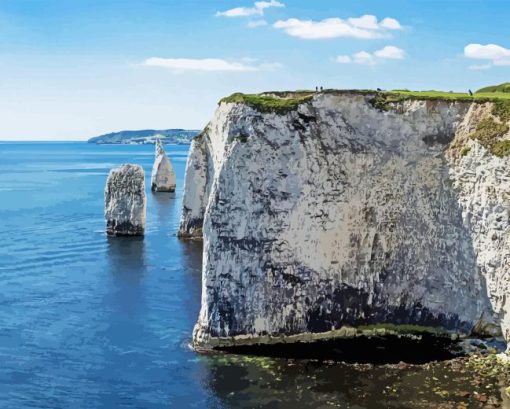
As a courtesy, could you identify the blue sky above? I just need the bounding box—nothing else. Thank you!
[0,0,509,140]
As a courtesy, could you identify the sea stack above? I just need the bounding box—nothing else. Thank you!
[105,164,146,236]
[151,139,176,192]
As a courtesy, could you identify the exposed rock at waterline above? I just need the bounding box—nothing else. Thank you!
[179,91,509,350]
[105,164,146,236]
[151,139,176,192]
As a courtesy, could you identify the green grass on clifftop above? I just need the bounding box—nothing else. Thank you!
[389,90,510,102]
[221,89,510,157]
[476,82,510,94]
[220,92,314,114]
[221,89,510,115]
[367,90,493,112]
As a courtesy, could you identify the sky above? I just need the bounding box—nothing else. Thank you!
[0,0,509,140]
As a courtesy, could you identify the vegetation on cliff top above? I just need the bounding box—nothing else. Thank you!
[492,99,510,122]
[369,90,510,111]
[220,92,314,114]
[366,89,510,158]
[468,117,510,158]
[221,89,510,115]
[476,82,510,94]
[221,89,510,156]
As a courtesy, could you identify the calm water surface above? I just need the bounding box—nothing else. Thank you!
[0,142,508,409]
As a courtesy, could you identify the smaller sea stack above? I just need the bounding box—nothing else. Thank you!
[105,164,146,236]
[151,139,176,192]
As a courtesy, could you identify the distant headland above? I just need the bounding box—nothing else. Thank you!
[88,129,200,145]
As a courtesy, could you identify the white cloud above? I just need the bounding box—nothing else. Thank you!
[353,51,376,65]
[273,15,402,40]
[348,15,380,30]
[144,57,281,72]
[374,45,405,59]
[335,46,405,65]
[216,0,284,17]
[247,20,268,28]
[255,0,284,10]
[216,7,258,17]
[144,58,258,72]
[335,55,352,64]
[464,43,510,68]
[380,17,402,30]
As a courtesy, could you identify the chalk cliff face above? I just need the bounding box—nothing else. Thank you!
[151,139,177,192]
[105,164,146,236]
[448,103,510,343]
[179,92,510,349]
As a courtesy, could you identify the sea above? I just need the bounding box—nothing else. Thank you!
[0,142,507,409]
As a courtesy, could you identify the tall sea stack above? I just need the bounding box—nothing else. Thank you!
[105,164,146,236]
[151,139,176,192]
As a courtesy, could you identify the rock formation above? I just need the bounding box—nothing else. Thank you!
[179,91,510,350]
[151,139,176,192]
[105,164,146,236]
[178,136,210,239]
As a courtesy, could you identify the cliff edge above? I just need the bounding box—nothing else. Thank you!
[179,90,510,351]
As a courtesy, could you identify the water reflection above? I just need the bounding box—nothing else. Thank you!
[105,235,147,320]
[151,191,178,226]
[180,240,203,276]
[201,354,508,408]
[106,235,147,280]
[179,240,204,327]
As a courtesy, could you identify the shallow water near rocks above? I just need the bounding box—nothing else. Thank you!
[0,142,508,408]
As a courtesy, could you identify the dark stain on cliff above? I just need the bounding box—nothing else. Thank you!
[422,132,454,146]
[306,283,472,335]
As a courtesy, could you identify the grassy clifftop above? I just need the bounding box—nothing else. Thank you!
[220,89,510,157]
[220,92,314,114]
[220,89,510,114]
[476,82,510,94]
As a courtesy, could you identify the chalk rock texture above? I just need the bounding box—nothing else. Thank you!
[105,164,146,236]
[151,139,176,192]
[448,103,510,344]
[179,92,510,349]
[178,136,212,239]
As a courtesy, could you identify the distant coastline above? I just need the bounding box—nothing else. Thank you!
[87,129,200,145]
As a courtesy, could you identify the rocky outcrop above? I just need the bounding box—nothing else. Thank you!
[179,91,509,350]
[151,139,176,192]
[178,134,213,239]
[448,103,510,343]
[105,164,146,236]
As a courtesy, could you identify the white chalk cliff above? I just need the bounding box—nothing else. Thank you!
[105,164,147,236]
[179,91,510,350]
[151,139,176,192]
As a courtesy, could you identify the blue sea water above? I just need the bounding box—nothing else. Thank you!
[0,142,212,408]
[1,142,507,409]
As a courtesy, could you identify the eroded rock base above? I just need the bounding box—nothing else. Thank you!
[216,334,463,364]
